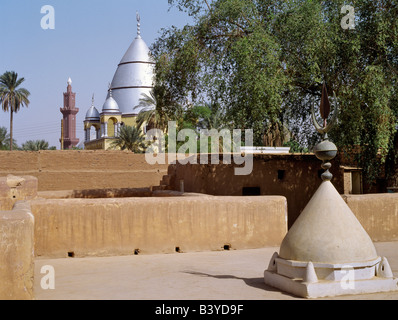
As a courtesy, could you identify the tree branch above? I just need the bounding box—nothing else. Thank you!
[203,0,211,12]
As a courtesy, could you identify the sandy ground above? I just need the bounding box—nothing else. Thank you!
[34,242,398,301]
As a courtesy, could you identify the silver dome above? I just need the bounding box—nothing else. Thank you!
[109,34,155,115]
[102,95,121,114]
[120,36,154,64]
[85,105,100,121]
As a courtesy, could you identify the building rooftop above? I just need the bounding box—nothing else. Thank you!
[34,242,398,300]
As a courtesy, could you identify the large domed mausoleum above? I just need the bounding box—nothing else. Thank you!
[84,13,155,150]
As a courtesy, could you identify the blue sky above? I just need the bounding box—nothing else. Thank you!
[0,0,191,148]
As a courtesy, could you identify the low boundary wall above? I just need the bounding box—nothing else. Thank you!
[30,196,288,258]
[0,151,169,191]
[29,191,398,259]
[343,193,398,242]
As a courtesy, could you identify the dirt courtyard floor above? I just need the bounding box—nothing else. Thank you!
[33,242,398,301]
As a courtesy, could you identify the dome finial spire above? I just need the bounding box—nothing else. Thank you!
[136,11,141,37]
[108,83,113,97]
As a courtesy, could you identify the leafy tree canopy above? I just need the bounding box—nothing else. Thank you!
[153,0,398,185]
[22,139,54,151]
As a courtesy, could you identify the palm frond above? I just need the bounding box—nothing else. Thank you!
[110,125,147,153]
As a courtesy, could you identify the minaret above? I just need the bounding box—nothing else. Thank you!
[60,77,79,149]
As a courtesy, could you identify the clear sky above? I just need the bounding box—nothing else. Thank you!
[0,0,191,149]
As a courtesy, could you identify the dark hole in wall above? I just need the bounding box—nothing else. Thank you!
[224,244,231,251]
[278,170,285,180]
[242,187,261,196]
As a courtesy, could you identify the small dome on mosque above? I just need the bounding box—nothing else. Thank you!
[85,95,100,121]
[102,89,121,114]
[85,105,100,121]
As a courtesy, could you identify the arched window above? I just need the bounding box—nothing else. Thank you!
[90,126,97,141]
[107,118,118,138]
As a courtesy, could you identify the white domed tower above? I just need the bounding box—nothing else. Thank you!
[83,12,155,150]
[84,95,101,145]
[108,12,155,117]
[99,87,122,148]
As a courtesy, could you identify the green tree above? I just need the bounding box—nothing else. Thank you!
[154,0,287,145]
[274,0,398,185]
[136,85,180,132]
[110,125,147,153]
[0,71,30,151]
[22,139,51,151]
[194,103,228,131]
[0,126,18,150]
[157,0,398,188]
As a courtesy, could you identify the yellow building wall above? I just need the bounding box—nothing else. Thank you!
[122,115,138,127]
[84,114,145,150]
[85,139,105,150]
[104,138,117,150]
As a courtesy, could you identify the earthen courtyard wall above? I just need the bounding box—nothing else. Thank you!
[30,195,288,258]
[0,150,169,191]
[0,162,398,300]
[343,193,398,242]
[169,154,345,227]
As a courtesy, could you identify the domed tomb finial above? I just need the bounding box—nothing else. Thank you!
[108,83,113,97]
[311,82,338,181]
[136,11,141,38]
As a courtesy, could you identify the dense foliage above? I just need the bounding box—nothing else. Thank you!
[151,0,398,185]
[22,139,55,151]
[110,125,147,153]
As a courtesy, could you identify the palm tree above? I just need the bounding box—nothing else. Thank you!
[22,139,50,151]
[0,126,18,150]
[109,125,147,153]
[135,91,170,132]
[0,71,30,151]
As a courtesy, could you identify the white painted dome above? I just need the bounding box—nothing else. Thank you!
[102,92,120,114]
[279,181,378,264]
[108,19,155,115]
